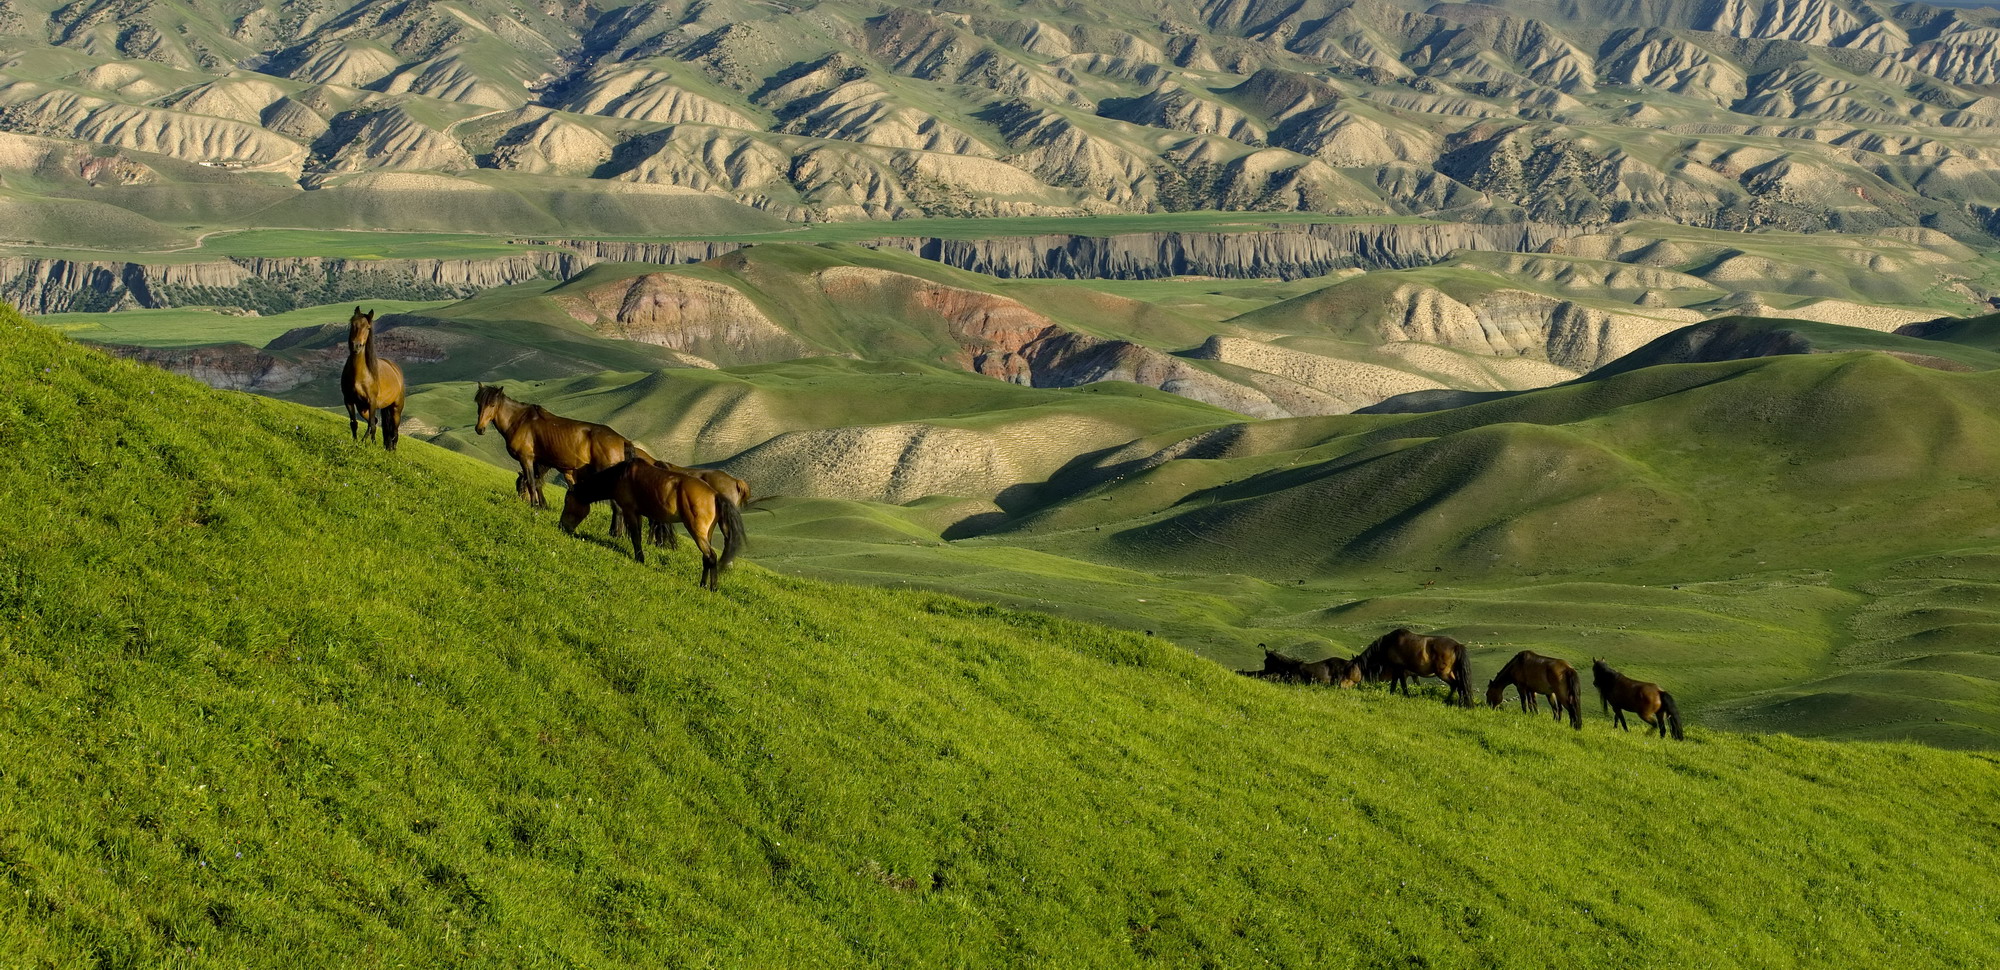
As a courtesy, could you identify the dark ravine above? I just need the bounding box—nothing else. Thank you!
[7,222,1583,314]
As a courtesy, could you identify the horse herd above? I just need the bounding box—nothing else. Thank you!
[1247,629,1685,739]
[341,305,1686,731]
[340,307,749,590]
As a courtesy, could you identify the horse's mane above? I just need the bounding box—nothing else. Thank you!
[1591,661,1620,688]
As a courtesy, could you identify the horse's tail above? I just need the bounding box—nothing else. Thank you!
[1451,644,1473,707]
[717,489,746,570]
[1564,667,1583,730]
[1661,691,1684,740]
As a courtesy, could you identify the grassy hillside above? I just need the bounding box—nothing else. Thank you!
[732,343,2000,748]
[9,313,2000,965]
[952,350,2000,583]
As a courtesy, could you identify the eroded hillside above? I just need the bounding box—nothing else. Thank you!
[12,0,2000,232]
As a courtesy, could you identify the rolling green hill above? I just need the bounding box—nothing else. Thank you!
[735,342,2000,748]
[8,287,2000,965]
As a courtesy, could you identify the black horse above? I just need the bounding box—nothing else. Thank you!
[1241,645,1348,685]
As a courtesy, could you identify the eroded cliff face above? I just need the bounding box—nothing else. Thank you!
[1371,284,1686,372]
[96,321,450,393]
[99,342,321,394]
[1,252,587,314]
[557,273,812,366]
[552,223,1575,281]
[5,224,1576,314]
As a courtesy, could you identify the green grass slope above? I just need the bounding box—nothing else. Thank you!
[8,317,2000,965]
[1006,352,2000,581]
[722,345,2000,746]
[1582,316,2000,379]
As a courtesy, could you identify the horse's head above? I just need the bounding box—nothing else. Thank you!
[1485,680,1506,708]
[1334,658,1364,688]
[473,383,502,435]
[346,306,375,351]
[557,486,591,534]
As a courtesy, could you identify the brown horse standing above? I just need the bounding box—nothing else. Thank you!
[1591,660,1684,740]
[647,461,754,549]
[1488,651,1582,730]
[473,384,654,509]
[341,307,405,450]
[559,458,745,590]
[1337,628,1475,706]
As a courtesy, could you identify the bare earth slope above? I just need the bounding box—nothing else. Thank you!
[12,0,2000,232]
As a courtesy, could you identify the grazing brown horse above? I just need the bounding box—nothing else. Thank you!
[1240,645,1347,685]
[1337,628,1474,706]
[559,458,745,590]
[1591,660,1684,740]
[1488,651,1582,730]
[341,307,405,450]
[473,384,654,509]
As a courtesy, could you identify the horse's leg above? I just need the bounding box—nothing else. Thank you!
[346,401,360,440]
[624,506,645,564]
[515,450,538,504]
[381,402,400,451]
[687,501,719,590]
[1614,708,1629,730]
[531,464,553,509]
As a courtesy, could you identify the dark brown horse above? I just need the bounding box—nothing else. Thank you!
[1488,651,1582,730]
[1241,645,1347,685]
[1591,660,1684,740]
[1337,628,1474,706]
[559,458,745,590]
[473,384,654,509]
[341,307,405,450]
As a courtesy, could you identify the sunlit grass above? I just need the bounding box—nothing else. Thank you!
[4,310,2000,966]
